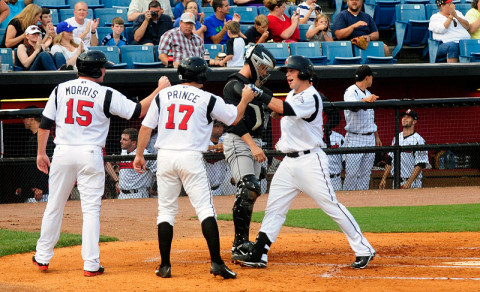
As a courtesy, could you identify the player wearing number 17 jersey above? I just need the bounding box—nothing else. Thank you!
[33,51,171,276]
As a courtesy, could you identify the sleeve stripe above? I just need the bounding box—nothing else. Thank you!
[206,95,217,124]
[103,89,113,119]
[303,94,319,123]
[155,94,161,115]
[54,86,58,109]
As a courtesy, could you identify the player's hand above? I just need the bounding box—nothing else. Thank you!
[364,94,379,103]
[403,180,412,189]
[271,112,280,119]
[251,145,266,163]
[214,143,224,152]
[242,85,255,103]
[233,13,241,22]
[133,155,146,174]
[375,135,382,146]
[158,76,171,89]
[115,182,120,194]
[37,153,51,175]
[379,179,386,189]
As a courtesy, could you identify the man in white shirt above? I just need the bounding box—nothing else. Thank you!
[65,1,99,48]
[128,0,174,21]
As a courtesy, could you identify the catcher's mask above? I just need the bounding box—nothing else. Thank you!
[245,44,276,86]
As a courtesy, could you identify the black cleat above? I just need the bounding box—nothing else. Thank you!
[210,262,237,279]
[351,254,375,269]
[232,252,267,268]
[32,256,49,271]
[155,265,172,278]
[84,266,104,277]
[231,241,253,261]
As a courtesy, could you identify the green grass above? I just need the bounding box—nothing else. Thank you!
[217,204,480,233]
[0,229,118,257]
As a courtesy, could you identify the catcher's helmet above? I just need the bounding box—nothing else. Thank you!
[178,56,209,84]
[245,44,276,86]
[76,50,114,79]
[278,55,314,81]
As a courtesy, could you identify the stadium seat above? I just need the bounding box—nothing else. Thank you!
[204,44,223,59]
[392,4,430,58]
[455,3,471,15]
[0,29,6,43]
[120,45,164,69]
[298,24,310,42]
[230,6,258,24]
[427,37,442,63]
[288,5,298,16]
[125,26,134,44]
[353,41,396,64]
[240,24,250,35]
[402,0,429,4]
[95,8,130,27]
[289,42,327,65]
[261,42,289,64]
[33,0,69,9]
[0,48,14,71]
[59,8,94,22]
[67,0,104,9]
[96,27,112,44]
[50,9,60,25]
[258,6,269,16]
[459,39,480,63]
[425,4,438,19]
[372,0,401,30]
[321,41,362,65]
[202,6,215,19]
[89,46,127,68]
[101,0,131,8]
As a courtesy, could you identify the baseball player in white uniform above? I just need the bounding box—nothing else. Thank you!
[380,109,429,189]
[33,51,170,276]
[117,128,156,199]
[326,130,345,191]
[232,56,375,269]
[342,65,382,191]
[133,56,255,279]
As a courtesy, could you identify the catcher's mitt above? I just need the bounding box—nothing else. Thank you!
[351,36,369,50]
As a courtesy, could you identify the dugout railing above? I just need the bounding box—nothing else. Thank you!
[1,98,480,203]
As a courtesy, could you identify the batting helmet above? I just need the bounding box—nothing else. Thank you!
[76,50,114,79]
[278,55,315,81]
[245,44,276,86]
[178,56,209,84]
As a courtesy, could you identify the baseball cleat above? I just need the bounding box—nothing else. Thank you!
[155,265,172,278]
[84,266,104,277]
[351,253,375,269]
[231,241,253,261]
[232,254,267,268]
[210,262,237,279]
[32,256,49,271]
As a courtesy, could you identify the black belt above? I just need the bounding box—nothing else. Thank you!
[349,132,374,136]
[211,185,220,191]
[121,189,139,194]
[330,173,341,178]
[286,150,311,158]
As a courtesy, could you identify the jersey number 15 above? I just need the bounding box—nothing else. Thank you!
[65,99,94,126]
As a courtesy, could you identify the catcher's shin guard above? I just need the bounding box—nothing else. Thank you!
[232,174,261,246]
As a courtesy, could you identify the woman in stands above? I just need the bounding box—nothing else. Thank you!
[16,25,62,71]
[305,14,333,42]
[263,0,300,42]
[0,4,42,48]
[173,0,206,39]
[50,21,87,69]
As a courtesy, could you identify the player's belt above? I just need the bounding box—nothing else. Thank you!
[121,189,139,194]
[349,132,374,136]
[330,173,341,178]
[286,150,311,158]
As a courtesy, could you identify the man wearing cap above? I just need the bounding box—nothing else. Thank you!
[128,0,174,22]
[132,0,173,46]
[65,1,99,48]
[158,12,204,68]
[429,0,470,63]
[342,65,382,191]
[379,109,429,189]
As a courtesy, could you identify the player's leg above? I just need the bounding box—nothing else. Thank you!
[343,153,362,190]
[357,153,375,190]
[34,146,78,266]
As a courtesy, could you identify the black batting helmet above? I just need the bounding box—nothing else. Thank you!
[245,44,276,86]
[178,56,209,84]
[77,50,114,79]
[278,55,315,81]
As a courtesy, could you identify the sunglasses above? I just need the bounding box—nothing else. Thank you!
[453,19,457,27]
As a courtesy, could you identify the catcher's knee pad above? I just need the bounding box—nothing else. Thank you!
[232,175,261,244]
[237,174,261,202]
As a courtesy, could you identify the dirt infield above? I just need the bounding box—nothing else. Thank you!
[1,187,480,291]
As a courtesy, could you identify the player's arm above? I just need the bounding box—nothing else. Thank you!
[36,127,51,175]
[137,76,170,118]
[133,125,153,174]
[241,132,266,162]
[379,164,391,190]
[403,165,422,189]
[374,131,382,146]
[252,86,296,116]
[232,85,255,125]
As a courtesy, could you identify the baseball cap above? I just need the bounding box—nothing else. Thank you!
[435,0,453,5]
[56,21,76,34]
[401,109,418,120]
[25,25,42,35]
[355,65,376,81]
[180,12,196,24]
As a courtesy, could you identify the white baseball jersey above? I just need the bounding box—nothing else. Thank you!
[118,148,156,192]
[65,17,98,48]
[343,85,377,134]
[43,79,139,147]
[275,86,326,153]
[142,84,238,152]
[327,131,345,175]
[388,132,429,179]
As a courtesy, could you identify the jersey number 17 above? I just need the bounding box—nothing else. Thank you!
[165,104,194,130]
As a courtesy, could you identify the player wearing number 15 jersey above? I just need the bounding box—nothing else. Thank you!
[33,51,171,276]
[133,56,255,279]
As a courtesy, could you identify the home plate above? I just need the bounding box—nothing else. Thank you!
[444,261,480,266]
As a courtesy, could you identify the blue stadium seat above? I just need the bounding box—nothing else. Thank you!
[455,3,471,15]
[288,5,298,16]
[240,25,250,35]
[261,42,290,64]
[0,29,6,43]
[0,48,14,71]
[101,0,131,8]
[96,27,112,44]
[392,4,429,58]
[95,8,130,27]
[425,4,438,19]
[289,42,327,65]
[321,41,362,65]
[353,41,396,64]
[372,0,401,30]
[402,0,429,3]
[89,46,127,68]
[33,0,69,9]
[67,0,104,9]
[59,8,94,22]
[50,9,60,25]
[459,39,480,63]
[298,24,309,42]
[120,45,164,69]
[125,26,134,44]
[427,37,442,63]
[202,6,215,19]
[230,6,258,24]
[258,6,269,16]
[204,44,223,59]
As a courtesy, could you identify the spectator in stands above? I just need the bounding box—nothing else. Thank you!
[0,3,41,48]
[132,0,173,46]
[264,0,300,43]
[244,14,271,44]
[379,109,429,189]
[296,0,322,25]
[466,0,480,39]
[219,21,247,67]
[174,0,203,19]
[173,0,206,40]
[101,17,128,47]
[117,128,156,199]
[0,1,10,29]
[306,13,333,42]
[38,8,56,49]
[65,1,99,48]
[158,12,204,67]
[333,0,388,56]
[128,0,174,21]
[50,21,87,69]
[429,0,470,63]
[0,0,32,30]
[233,0,264,7]
[16,25,63,70]
[204,0,241,44]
